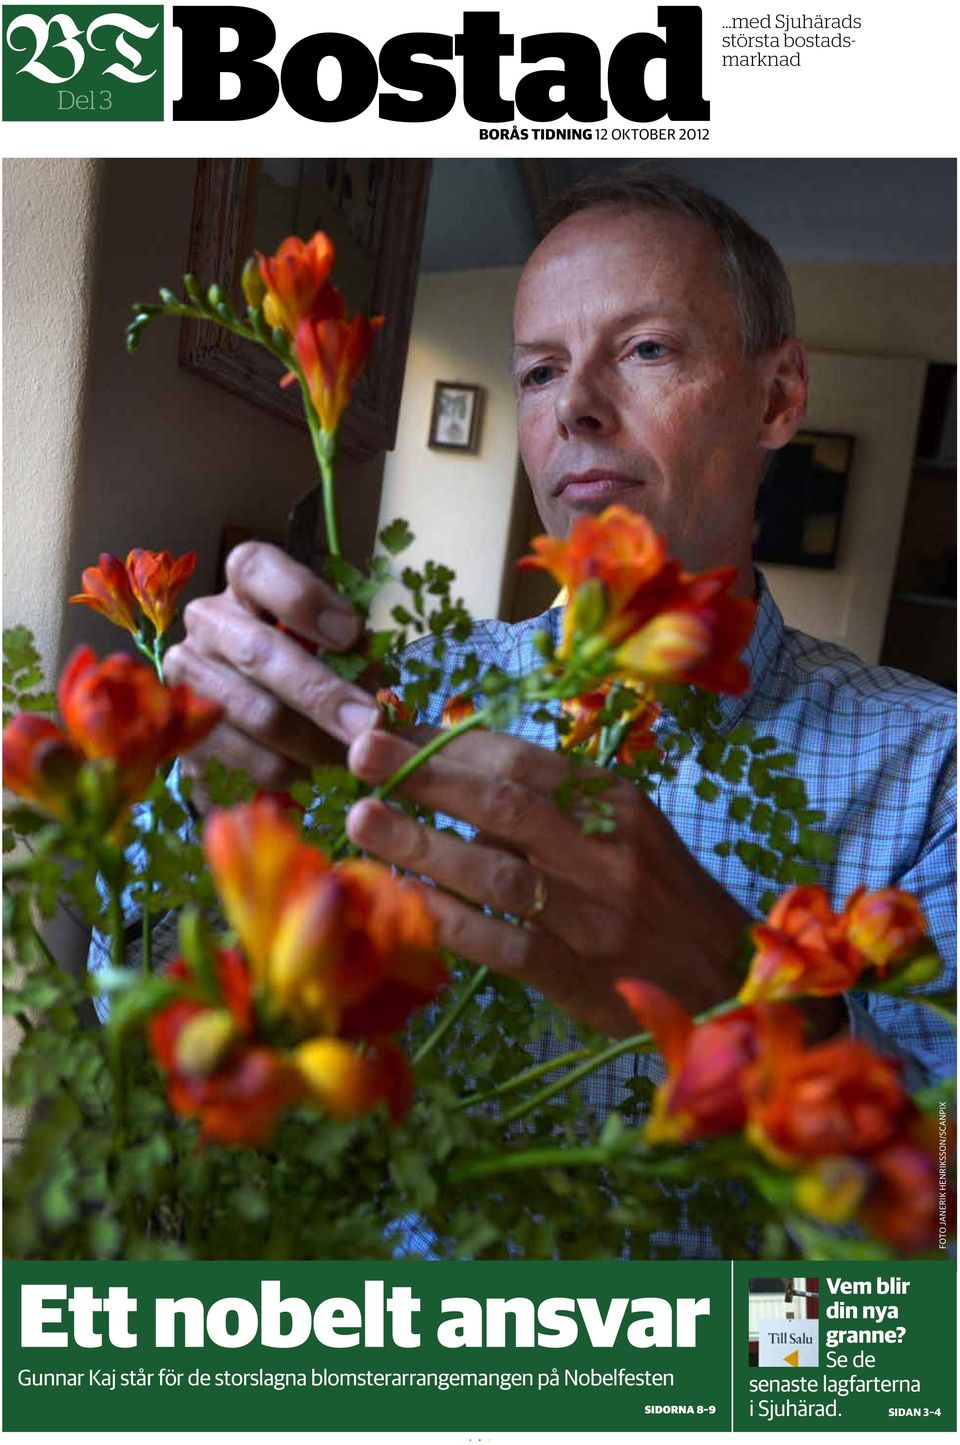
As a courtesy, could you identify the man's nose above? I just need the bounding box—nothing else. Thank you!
[554,365,618,438]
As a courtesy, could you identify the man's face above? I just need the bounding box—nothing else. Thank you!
[512,206,791,579]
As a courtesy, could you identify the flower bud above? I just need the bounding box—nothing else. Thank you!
[241,254,266,310]
[173,1008,239,1077]
[795,1157,868,1224]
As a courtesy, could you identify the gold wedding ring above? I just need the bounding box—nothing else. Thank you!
[523,872,549,923]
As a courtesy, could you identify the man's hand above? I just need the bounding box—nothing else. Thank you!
[345,726,752,1038]
[164,541,380,803]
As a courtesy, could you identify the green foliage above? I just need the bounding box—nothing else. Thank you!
[3,626,55,725]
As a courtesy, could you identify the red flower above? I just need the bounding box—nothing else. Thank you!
[613,569,755,695]
[741,883,933,1003]
[149,953,303,1147]
[441,692,476,728]
[740,885,862,1003]
[255,231,336,336]
[294,1036,413,1125]
[843,886,927,974]
[861,1131,950,1254]
[69,553,139,635]
[2,715,82,821]
[203,799,447,1038]
[859,1113,955,1255]
[290,288,384,435]
[615,979,781,1144]
[520,507,672,656]
[520,507,755,694]
[560,683,660,763]
[126,549,197,637]
[57,646,221,802]
[3,649,220,826]
[376,688,416,727]
[746,1027,914,1165]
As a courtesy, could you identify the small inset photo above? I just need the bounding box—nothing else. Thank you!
[748,1276,820,1368]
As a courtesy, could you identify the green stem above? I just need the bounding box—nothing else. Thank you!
[331,707,491,857]
[413,966,488,1065]
[453,1144,611,1180]
[458,1047,593,1109]
[315,432,341,560]
[499,1032,657,1126]
[149,300,290,367]
[498,996,742,1127]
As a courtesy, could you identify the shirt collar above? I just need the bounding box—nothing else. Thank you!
[713,569,785,729]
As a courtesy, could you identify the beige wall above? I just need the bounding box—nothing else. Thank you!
[3,159,102,668]
[372,267,521,629]
[376,256,955,659]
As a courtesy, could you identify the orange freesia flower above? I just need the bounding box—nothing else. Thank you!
[519,507,755,694]
[148,952,303,1147]
[843,886,927,973]
[57,646,222,802]
[69,553,139,635]
[1,715,83,820]
[745,1024,914,1165]
[376,688,416,727]
[794,1156,870,1226]
[204,799,447,1038]
[2,649,220,825]
[255,231,336,336]
[741,883,932,1003]
[520,507,672,656]
[860,1132,949,1254]
[560,684,660,763]
[740,885,862,1003]
[295,1036,413,1125]
[291,291,384,435]
[615,979,780,1144]
[441,692,476,727]
[126,549,197,637]
[613,568,755,695]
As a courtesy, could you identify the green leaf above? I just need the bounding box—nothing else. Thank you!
[378,518,415,555]
[695,778,720,803]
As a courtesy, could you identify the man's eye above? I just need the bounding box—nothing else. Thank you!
[523,364,556,387]
[632,340,669,361]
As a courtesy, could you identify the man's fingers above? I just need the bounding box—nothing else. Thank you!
[225,540,361,651]
[346,798,613,955]
[421,890,637,1037]
[347,728,633,881]
[164,641,343,770]
[181,721,309,792]
[181,595,379,745]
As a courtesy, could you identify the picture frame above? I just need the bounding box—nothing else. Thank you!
[753,429,855,570]
[179,158,431,459]
[428,381,485,453]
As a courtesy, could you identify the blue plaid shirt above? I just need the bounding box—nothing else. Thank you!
[395,572,956,1257]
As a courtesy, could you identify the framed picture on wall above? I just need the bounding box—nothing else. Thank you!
[753,429,855,569]
[428,382,484,452]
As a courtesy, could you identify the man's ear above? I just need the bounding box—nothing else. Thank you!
[757,339,808,449]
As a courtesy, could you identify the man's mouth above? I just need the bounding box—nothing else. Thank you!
[554,470,643,506]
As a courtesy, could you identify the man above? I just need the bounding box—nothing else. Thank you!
[164,173,955,1095]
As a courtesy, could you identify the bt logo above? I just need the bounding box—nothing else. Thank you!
[3,5,163,118]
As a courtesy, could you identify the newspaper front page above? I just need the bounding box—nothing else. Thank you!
[2,1,956,1439]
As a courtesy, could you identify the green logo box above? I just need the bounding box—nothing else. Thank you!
[2,5,162,120]
[4,1261,732,1433]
